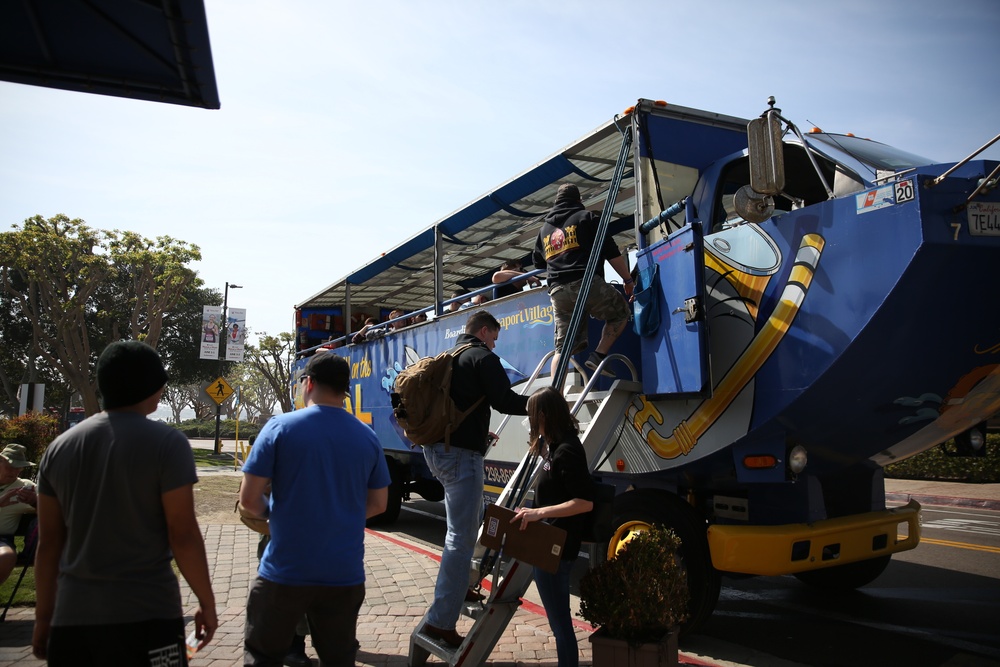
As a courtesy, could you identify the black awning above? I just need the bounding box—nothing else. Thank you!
[0,0,220,110]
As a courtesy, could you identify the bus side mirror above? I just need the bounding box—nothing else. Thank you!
[747,111,785,196]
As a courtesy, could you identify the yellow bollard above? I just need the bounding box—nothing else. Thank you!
[234,441,245,470]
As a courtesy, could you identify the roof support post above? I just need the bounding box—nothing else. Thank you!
[344,283,352,341]
[632,111,652,252]
[434,225,444,318]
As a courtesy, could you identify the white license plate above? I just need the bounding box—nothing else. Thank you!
[968,201,1000,236]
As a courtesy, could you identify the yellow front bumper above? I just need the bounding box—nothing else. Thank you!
[707,500,921,576]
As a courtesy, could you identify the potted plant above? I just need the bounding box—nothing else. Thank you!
[578,525,690,667]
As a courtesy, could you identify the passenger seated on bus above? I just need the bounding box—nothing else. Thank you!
[413,312,428,323]
[492,259,541,299]
[447,288,470,313]
[387,309,410,330]
[459,293,489,310]
[352,317,380,344]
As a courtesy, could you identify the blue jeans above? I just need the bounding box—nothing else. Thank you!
[422,444,484,630]
[534,559,578,667]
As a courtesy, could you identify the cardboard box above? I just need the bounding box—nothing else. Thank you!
[480,503,567,574]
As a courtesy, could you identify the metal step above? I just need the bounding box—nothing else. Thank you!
[408,559,533,667]
[407,378,640,667]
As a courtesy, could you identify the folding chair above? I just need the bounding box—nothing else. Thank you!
[1,513,38,622]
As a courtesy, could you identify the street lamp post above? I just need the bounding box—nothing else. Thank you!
[214,281,242,454]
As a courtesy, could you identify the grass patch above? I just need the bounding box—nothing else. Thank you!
[192,447,242,468]
[0,535,35,609]
[193,475,243,519]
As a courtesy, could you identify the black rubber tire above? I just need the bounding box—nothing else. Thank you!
[793,555,891,590]
[366,458,403,526]
[607,489,721,635]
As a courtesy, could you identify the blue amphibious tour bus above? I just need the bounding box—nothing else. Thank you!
[292,98,1000,630]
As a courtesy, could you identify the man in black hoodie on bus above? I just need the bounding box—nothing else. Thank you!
[533,183,633,379]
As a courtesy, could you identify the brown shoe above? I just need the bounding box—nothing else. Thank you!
[423,623,463,648]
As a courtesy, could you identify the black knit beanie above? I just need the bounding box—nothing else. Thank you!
[554,183,582,205]
[97,341,170,410]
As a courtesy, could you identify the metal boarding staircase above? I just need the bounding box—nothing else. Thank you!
[407,353,640,667]
[409,121,637,667]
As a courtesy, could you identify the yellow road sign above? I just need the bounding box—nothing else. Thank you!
[207,376,234,405]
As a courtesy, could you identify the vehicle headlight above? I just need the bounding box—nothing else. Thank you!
[968,428,986,452]
[788,445,808,474]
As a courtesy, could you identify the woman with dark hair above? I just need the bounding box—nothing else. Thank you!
[512,386,596,667]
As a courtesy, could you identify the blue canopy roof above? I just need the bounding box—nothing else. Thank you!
[296,101,750,315]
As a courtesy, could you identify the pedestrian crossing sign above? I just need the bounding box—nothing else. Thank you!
[208,376,234,405]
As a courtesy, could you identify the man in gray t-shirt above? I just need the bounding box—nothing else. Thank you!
[32,341,218,666]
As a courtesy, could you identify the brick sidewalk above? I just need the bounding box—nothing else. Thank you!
[0,524,595,666]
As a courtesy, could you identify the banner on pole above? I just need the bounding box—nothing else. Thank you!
[200,305,222,360]
[226,307,247,362]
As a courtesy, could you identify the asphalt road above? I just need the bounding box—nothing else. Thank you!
[379,498,1000,667]
[691,503,1000,666]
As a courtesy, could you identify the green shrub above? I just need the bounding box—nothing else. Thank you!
[578,526,690,645]
[884,434,999,483]
[0,413,61,465]
[173,419,260,440]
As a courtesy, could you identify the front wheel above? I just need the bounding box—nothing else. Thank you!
[607,490,721,635]
[793,555,891,590]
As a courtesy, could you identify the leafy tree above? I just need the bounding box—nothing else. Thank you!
[187,385,217,421]
[159,383,221,424]
[227,365,270,424]
[218,341,283,423]
[92,230,200,347]
[0,412,61,463]
[244,332,295,415]
[0,278,34,415]
[0,215,201,415]
[0,285,77,420]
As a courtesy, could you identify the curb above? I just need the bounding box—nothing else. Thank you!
[196,465,242,476]
[886,492,1000,511]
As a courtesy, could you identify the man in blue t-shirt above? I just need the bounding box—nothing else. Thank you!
[240,352,391,667]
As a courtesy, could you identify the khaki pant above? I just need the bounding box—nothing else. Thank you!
[549,276,630,353]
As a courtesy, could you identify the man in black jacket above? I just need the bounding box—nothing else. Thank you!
[420,310,528,648]
[533,183,633,378]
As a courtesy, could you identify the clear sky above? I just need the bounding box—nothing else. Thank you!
[2,0,999,343]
